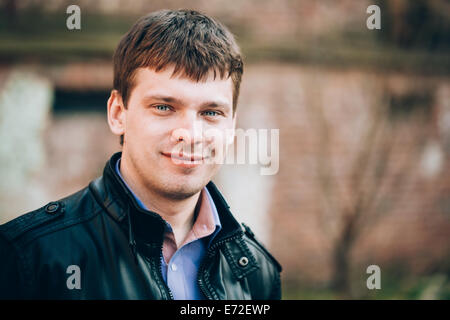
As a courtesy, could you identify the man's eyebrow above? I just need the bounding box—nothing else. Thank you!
[199,101,231,110]
[142,94,231,110]
[141,94,182,104]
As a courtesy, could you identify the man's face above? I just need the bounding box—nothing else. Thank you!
[112,66,235,199]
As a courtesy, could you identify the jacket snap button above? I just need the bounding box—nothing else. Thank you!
[238,256,249,267]
[45,202,60,214]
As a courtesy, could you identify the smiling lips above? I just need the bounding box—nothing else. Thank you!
[161,152,206,168]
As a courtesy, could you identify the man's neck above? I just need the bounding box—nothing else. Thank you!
[119,156,201,247]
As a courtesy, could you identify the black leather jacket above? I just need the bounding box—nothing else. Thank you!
[0,152,282,299]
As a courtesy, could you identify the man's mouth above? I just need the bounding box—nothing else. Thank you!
[161,152,204,162]
[161,152,209,168]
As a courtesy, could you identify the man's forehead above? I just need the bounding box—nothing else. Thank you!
[134,65,231,84]
[133,66,233,103]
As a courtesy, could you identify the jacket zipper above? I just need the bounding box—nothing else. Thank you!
[156,241,174,300]
[197,231,244,300]
[129,201,244,300]
[127,205,174,300]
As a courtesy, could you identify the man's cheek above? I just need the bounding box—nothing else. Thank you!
[204,137,228,165]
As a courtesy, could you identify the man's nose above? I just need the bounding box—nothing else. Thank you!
[170,113,204,145]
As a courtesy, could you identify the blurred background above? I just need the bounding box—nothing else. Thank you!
[0,0,449,299]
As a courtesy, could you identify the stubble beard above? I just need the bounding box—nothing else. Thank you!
[140,162,221,201]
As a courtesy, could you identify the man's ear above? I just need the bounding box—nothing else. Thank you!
[107,90,126,137]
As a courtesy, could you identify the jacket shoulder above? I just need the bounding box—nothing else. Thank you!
[241,223,282,273]
[0,186,99,245]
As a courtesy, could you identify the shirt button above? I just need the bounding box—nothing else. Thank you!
[171,263,177,271]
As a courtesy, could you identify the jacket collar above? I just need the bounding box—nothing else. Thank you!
[89,152,259,280]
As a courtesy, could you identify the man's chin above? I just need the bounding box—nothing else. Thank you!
[150,175,208,200]
[148,164,219,199]
[157,184,205,200]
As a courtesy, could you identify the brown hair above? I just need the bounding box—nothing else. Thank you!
[113,9,243,112]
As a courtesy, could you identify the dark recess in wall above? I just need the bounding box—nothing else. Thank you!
[53,89,109,113]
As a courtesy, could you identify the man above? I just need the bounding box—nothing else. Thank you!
[0,9,281,299]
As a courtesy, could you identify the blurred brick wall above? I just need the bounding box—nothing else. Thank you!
[237,64,450,285]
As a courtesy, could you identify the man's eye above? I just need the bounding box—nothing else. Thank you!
[202,110,219,117]
[154,105,171,112]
